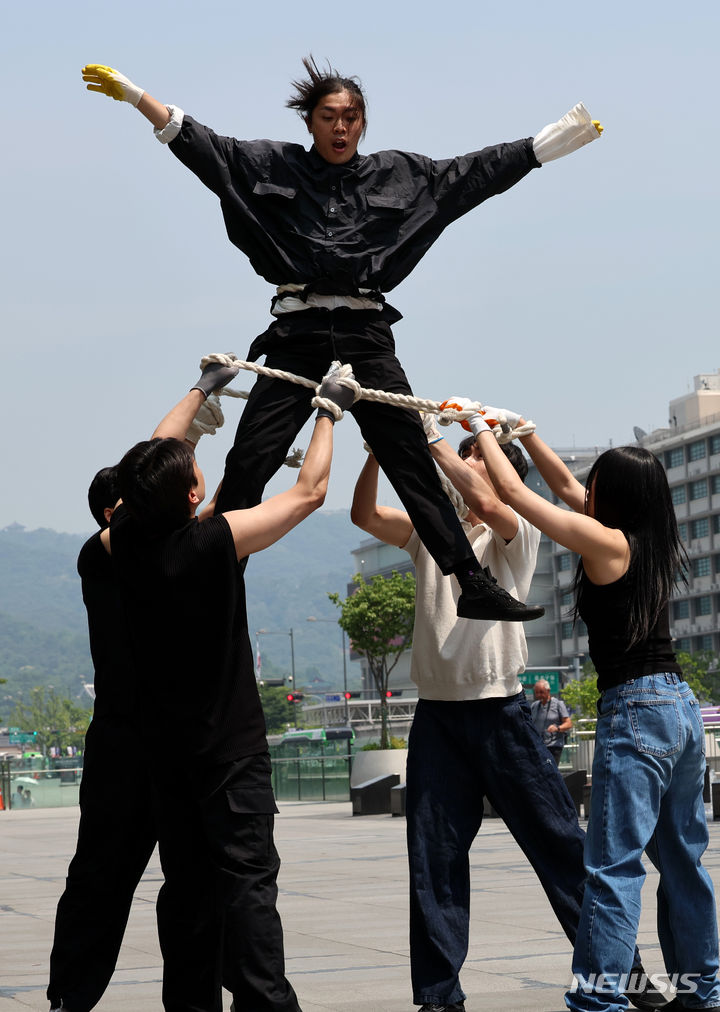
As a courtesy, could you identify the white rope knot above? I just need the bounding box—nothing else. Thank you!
[436,403,484,428]
[185,393,224,445]
[495,420,536,444]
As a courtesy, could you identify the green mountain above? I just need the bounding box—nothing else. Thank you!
[0,512,361,722]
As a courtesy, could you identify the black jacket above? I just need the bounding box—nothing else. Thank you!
[169,115,540,296]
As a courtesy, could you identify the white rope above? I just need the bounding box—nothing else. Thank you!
[200,353,536,444]
[437,469,470,521]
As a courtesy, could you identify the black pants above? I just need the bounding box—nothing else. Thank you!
[154,752,301,1012]
[47,715,157,1012]
[215,310,472,574]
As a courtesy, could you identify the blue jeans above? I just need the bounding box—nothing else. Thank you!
[566,674,720,1012]
[407,694,587,1007]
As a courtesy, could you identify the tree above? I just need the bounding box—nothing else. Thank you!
[561,652,719,722]
[9,687,92,754]
[329,571,415,749]
[560,661,599,720]
[258,684,295,735]
[675,650,714,703]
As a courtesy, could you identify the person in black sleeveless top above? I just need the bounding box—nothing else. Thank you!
[100,361,351,1012]
[447,402,720,1012]
[47,467,158,1012]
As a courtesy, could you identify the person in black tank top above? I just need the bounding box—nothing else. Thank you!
[101,362,350,1012]
[47,468,158,1012]
[447,403,720,1012]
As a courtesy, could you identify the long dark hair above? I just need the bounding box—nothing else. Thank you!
[286,55,367,136]
[574,445,687,646]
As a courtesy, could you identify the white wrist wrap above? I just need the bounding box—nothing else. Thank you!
[533,102,600,164]
[154,105,185,144]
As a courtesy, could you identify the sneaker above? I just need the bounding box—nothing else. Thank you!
[626,964,670,1010]
[456,567,545,622]
[419,1004,465,1011]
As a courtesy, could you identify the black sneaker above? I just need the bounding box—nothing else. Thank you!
[419,1003,465,1011]
[626,964,670,1010]
[456,566,545,622]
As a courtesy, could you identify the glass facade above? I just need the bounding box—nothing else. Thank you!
[690,479,708,501]
[691,517,710,539]
[672,485,687,505]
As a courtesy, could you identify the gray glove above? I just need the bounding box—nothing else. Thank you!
[191,358,240,399]
[315,363,356,422]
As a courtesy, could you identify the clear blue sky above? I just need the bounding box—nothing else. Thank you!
[2,0,718,533]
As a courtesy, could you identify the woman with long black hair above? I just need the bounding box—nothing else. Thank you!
[444,399,720,1012]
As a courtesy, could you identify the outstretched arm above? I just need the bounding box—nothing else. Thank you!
[350,453,414,548]
[82,64,171,130]
[429,437,518,542]
[475,423,626,577]
[152,390,205,441]
[442,400,627,579]
[221,366,354,560]
[519,428,586,514]
[152,360,239,441]
[222,416,333,559]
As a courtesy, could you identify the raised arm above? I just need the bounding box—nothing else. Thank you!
[462,402,586,513]
[350,453,414,548]
[222,366,354,560]
[519,427,586,514]
[428,436,518,542]
[443,400,628,581]
[152,361,240,441]
[81,64,171,130]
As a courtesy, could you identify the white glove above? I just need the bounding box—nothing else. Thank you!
[532,102,603,164]
[421,412,443,444]
[81,64,145,107]
[480,405,523,430]
[185,394,224,446]
[441,397,492,438]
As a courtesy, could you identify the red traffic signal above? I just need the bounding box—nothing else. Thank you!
[344,691,361,699]
[385,689,403,698]
[286,692,304,703]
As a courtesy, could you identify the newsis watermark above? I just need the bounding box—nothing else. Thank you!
[569,971,701,996]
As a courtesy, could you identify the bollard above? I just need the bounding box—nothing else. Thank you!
[712,781,720,821]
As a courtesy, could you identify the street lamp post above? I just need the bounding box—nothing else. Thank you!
[307,616,349,724]
[256,628,296,686]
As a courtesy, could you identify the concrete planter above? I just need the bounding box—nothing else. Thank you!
[350,749,407,788]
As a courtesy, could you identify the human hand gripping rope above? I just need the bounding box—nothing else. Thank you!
[198,353,536,443]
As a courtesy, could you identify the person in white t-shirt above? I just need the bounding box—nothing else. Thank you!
[350,419,658,1012]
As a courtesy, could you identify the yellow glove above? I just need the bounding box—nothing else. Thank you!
[592,120,604,135]
[81,64,144,107]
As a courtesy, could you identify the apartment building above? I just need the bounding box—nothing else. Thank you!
[554,370,720,664]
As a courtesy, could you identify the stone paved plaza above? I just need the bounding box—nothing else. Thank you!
[2,801,719,1012]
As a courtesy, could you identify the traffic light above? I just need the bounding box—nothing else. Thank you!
[286,692,304,703]
[344,691,361,699]
[385,689,403,698]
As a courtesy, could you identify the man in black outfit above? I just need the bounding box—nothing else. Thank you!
[98,361,351,1012]
[47,467,157,1012]
[80,57,601,622]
